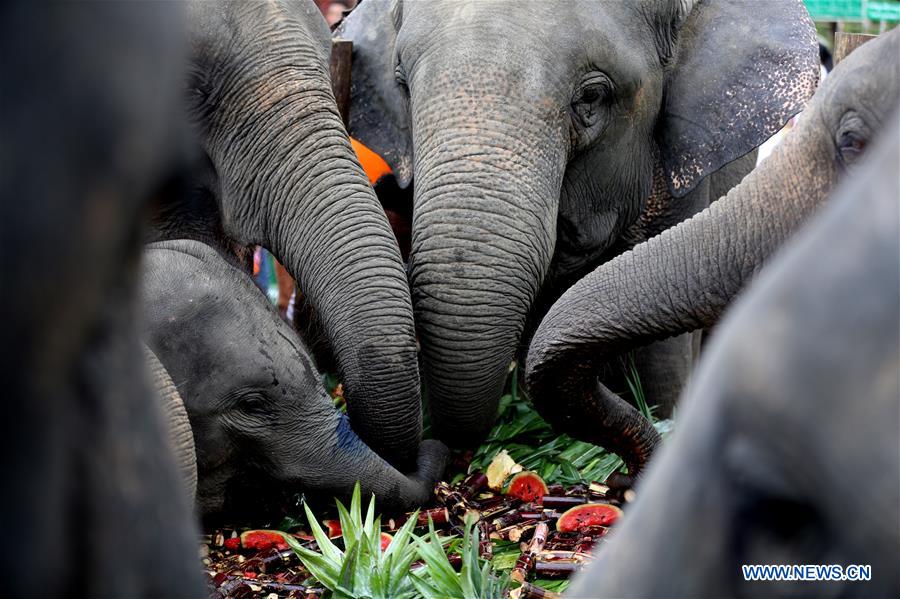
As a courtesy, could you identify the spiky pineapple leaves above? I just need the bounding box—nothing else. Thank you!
[411,517,508,599]
[290,485,508,599]
[287,483,421,599]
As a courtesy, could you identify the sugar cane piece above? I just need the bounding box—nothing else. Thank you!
[386,507,451,531]
[475,521,493,560]
[567,482,588,496]
[541,495,588,509]
[537,549,592,562]
[588,482,609,496]
[472,494,507,510]
[519,509,562,522]
[533,559,581,578]
[510,522,549,583]
[490,509,526,531]
[544,533,580,551]
[510,581,560,599]
[479,496,522,521]
[546,483,565,496]
[435,482,477,521]
[458,471,489,498]
[255,547,298,573]
[489,519,539,542]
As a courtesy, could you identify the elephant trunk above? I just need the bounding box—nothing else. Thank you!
[409,96,567,446]
[527,113,834,476]
[145,346,197,502]
[211,62,422,470]
[270,116,422,470]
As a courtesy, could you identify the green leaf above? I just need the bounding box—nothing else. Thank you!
[302,501,343,564]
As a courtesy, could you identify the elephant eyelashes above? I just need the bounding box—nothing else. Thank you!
[837,131,867,169]
[571,73,613,129]
[835,112,869,170]
[239,393,270,416]
[394,63,408,90]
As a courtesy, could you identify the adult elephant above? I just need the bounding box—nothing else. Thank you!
[569,105,900,598]
[527,30,900,482]
[338,0,818,445]
[150,0,424,469]
[1,2,204,597]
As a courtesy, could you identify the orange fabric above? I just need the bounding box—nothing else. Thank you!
[351,137,392,184]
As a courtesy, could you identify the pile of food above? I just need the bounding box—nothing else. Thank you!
[203,457,633,599]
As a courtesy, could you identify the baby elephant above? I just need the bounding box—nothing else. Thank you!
[141,240,447,516]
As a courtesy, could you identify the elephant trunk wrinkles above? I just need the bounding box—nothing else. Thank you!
[212,70,421,470]
[409,104,566,447]
[527,115,833,475]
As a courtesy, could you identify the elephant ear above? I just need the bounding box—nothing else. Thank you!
[336,0,413,187]
[657,0,819,197]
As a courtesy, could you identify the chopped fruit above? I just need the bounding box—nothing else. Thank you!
[240,530,290,551]
[506,471,549,504]
[486,450,523,490]
[223,537,241,551]
[323,519,342,538]
[556,503,623,532]
[380,532,393,551]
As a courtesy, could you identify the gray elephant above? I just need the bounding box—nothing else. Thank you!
[141,240,448,515]
[568,104,900,598]
[149,0,424,470]
[338,0,819,445]
[527,29,900,482]
[1,3,205,597]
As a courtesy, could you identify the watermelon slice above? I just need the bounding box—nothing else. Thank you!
[556,503,623,532]
[323,519,342,538]
[380,532,392,551]
[239,529,290,550]
[505,471,549,503]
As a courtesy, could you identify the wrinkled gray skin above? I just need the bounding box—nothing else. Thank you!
[339,0,818,446]
[527,30,900,482]
[146,346,198,502]
[1,3,205,596]
[569,107,900,599]
[150,0,424,470]
[142,240,447,515]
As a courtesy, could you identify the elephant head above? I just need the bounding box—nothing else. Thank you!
[141,240,448,515]
[339,0,818,446]
[569,105,900,597]
[172,0,421,469]
[527,30,900,481]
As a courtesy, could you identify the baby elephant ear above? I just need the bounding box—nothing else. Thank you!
[336,0,413,188]
[658,0,819,197]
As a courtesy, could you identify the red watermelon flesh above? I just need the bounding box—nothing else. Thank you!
[323,519,342,538]
[556,503,623,532]
[380,532,392,551]
[505,471,549,503]
[240,529,290,550]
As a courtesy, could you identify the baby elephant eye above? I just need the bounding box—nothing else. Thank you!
[239,392,269,415]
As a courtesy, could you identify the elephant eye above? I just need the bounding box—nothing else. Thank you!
[835,112,869,170]
[571,73,613,129]
[239,392,270,416]
[394,63,408,90]
[837,131,867,169]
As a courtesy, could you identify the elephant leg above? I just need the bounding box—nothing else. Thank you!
[630,333,696,419]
